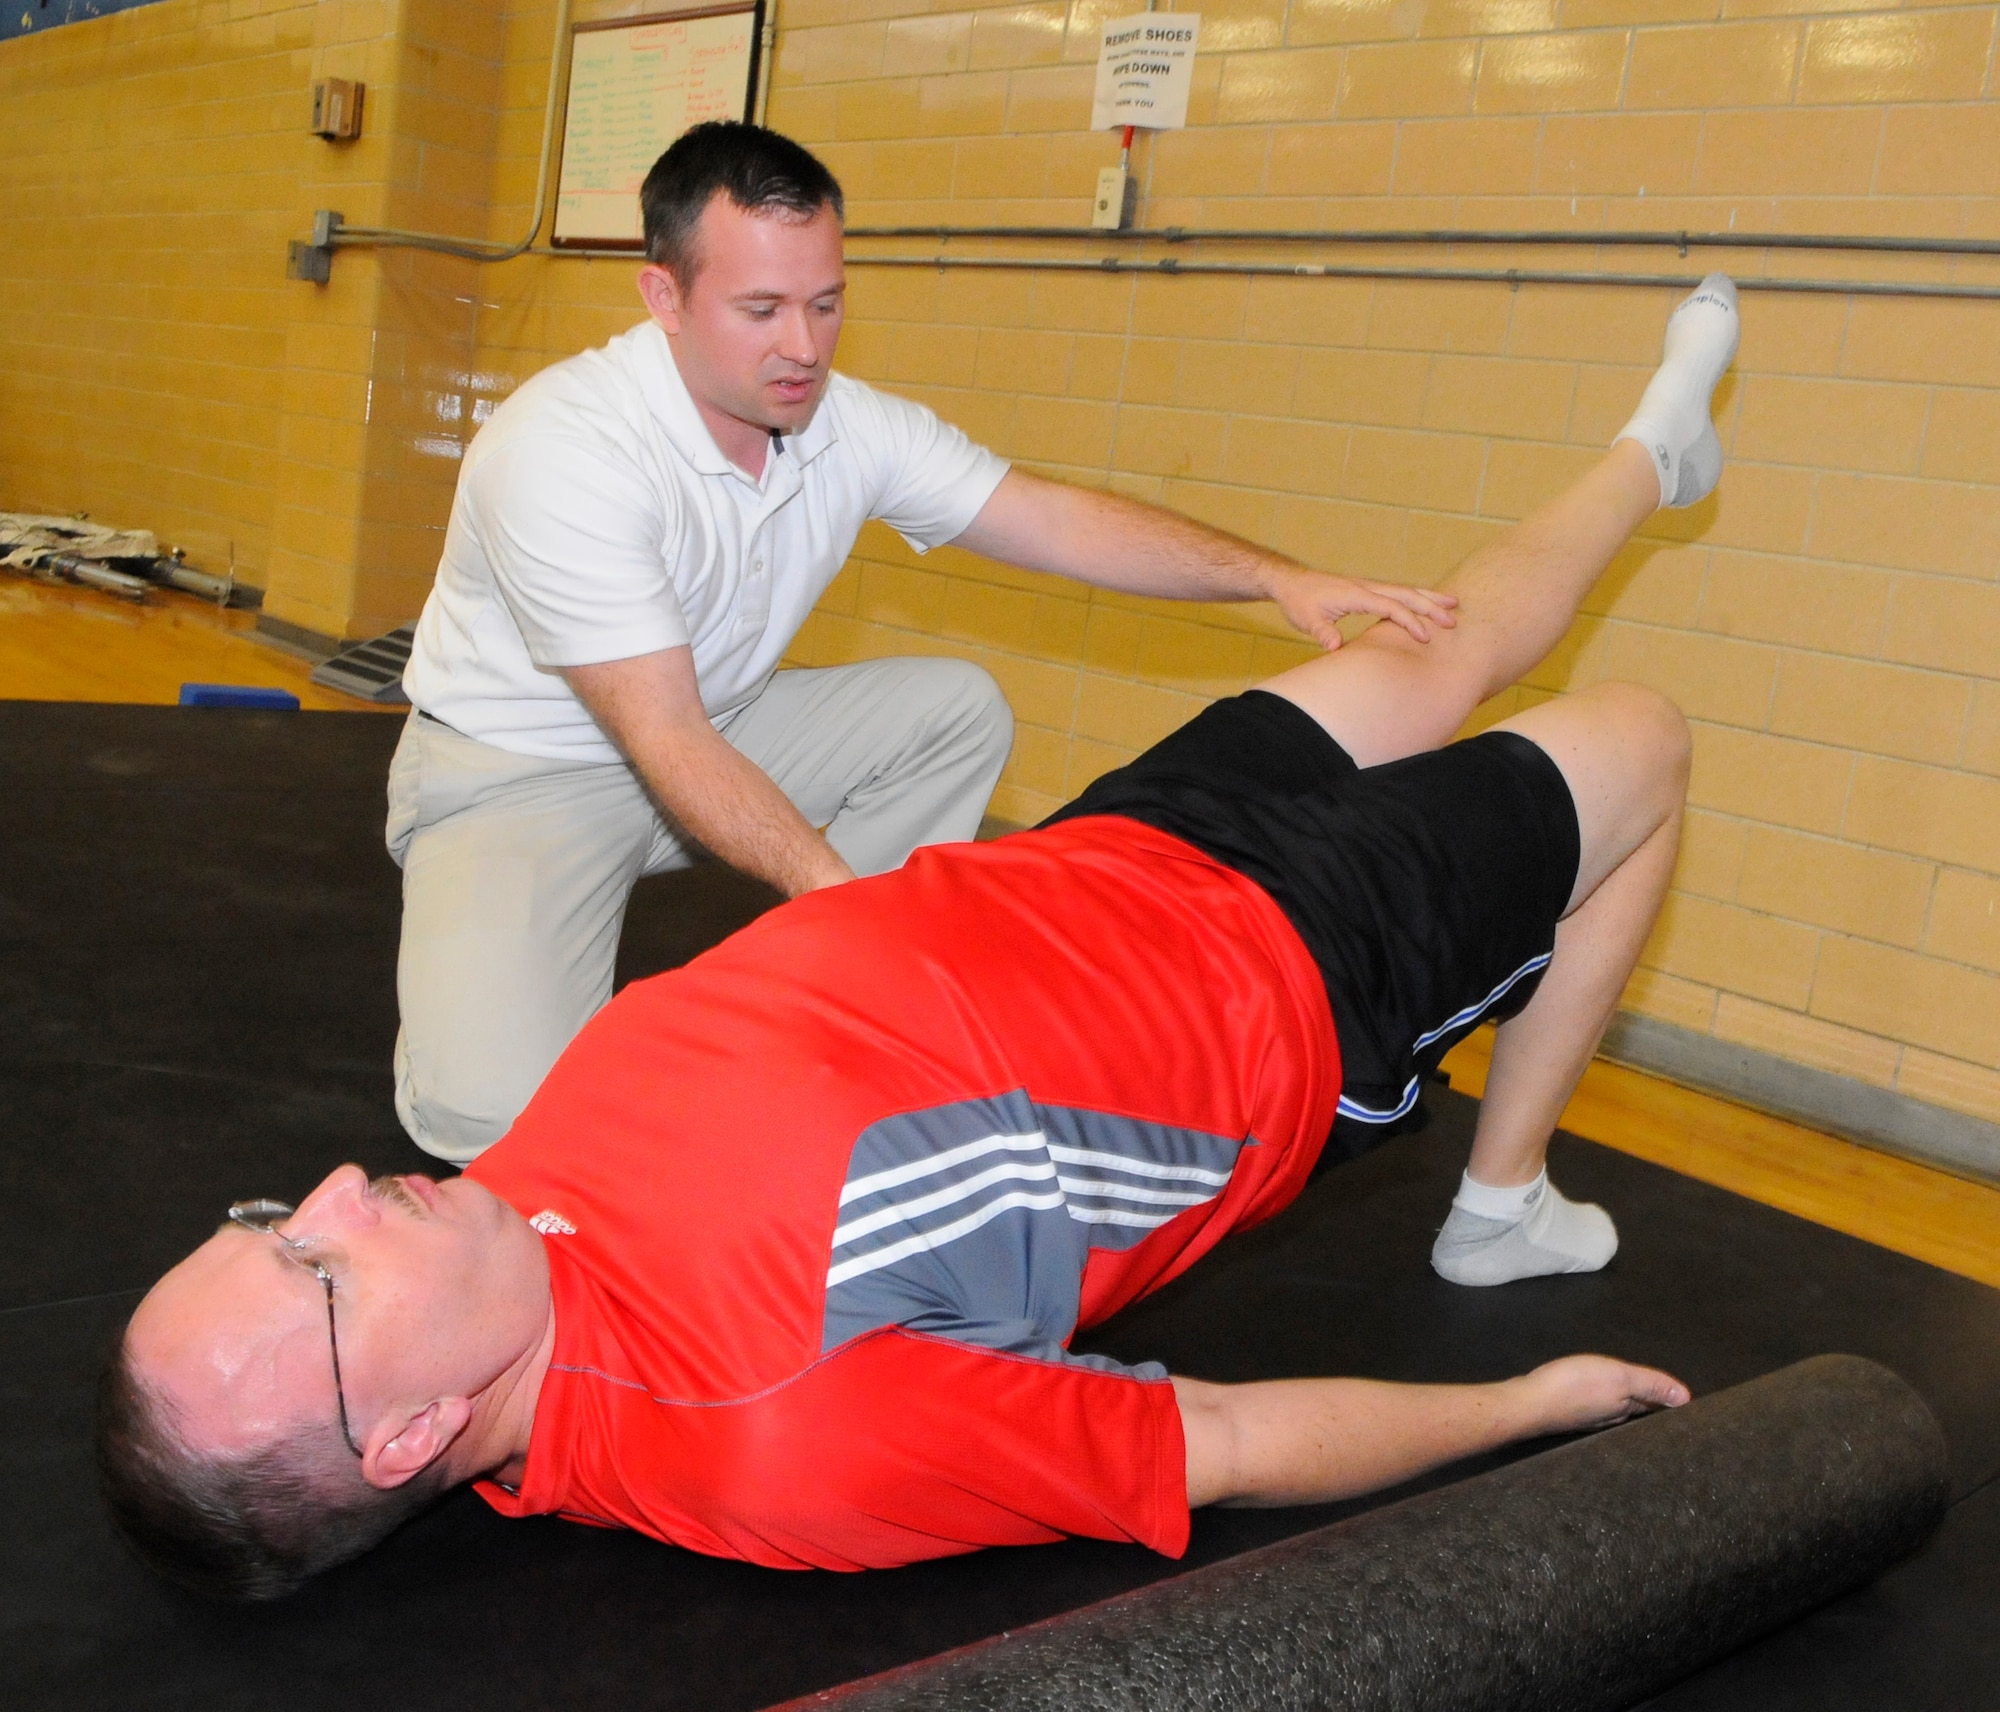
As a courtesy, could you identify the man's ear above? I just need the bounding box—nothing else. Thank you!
[362,1397,474,1491]
[637,263,687,334]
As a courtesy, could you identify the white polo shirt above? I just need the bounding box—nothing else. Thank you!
[404,320,1008,765]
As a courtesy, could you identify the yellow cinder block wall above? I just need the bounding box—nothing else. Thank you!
[4,0,2000,1135]
[0,0,503,640]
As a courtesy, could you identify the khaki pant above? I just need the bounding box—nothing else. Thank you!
[386,657,1012,1162]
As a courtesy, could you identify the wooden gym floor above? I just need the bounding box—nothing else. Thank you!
[0,577,399,712]
[5,574,1997,1287]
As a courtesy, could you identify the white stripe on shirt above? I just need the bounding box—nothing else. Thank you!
[826,1189,1068,1288]
[832,1159,1059,1248]
[1045,1143,1234,1185]
[838,1131,1046,1205]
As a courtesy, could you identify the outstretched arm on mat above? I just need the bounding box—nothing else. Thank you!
[1174,1355,1688,1509]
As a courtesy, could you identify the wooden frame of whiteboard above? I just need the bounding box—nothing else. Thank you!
[551,2,765,252]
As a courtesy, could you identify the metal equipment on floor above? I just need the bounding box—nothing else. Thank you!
[308,622,415,704]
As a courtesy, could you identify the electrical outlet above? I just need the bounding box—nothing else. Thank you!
[1091,166,1136,232]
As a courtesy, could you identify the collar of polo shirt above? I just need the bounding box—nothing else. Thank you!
[633,322,841,482]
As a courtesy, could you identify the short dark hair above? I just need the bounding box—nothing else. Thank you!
[640,120,843,284]
[95,1333,451,1601]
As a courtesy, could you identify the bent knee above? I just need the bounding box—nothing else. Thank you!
[397,1094,514,1165]
[911,657,1014,755]
[395,1033,538,1164]
[1580,681,1690,782]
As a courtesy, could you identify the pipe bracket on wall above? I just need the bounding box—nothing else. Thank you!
[280,0,572,269]
[286,210,341,284]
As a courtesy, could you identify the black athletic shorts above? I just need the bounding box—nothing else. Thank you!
[1040,690,1581,1168]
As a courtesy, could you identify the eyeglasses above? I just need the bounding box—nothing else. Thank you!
[227,1198,365,1458]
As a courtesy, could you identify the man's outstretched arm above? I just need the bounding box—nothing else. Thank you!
[1174,1355,1688,1509]
[952,468,1457,651]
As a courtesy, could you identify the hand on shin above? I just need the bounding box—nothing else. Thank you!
[1615,272,1740,510]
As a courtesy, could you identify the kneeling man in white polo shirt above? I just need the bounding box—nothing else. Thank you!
[391,121,1455,1162]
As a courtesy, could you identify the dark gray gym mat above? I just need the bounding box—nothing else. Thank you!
[3,703,1995,1712]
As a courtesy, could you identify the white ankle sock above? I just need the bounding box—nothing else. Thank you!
[1431,1168,1620,1287]
[1615,271,1740,509]
[1452,1168,1546,1220]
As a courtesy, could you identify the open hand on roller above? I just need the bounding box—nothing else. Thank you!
[1516,1353,1691,1435]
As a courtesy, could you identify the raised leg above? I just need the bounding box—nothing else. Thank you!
[1258,440,1660,766]
[1258,272,1740,767]
[1252,276,1736,1285]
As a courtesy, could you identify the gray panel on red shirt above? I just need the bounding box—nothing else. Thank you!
[820,1088,1247,1375]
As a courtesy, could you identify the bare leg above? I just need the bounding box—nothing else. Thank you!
[1255,451,1689,1285]
[1257,272,1739,766]
[1466,683,1690,1188]
[1431,682,1691,1285]
[1257,440,1660,767]
[1249,282,1733,1283]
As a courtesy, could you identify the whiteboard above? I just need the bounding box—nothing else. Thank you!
[553,5,763,249]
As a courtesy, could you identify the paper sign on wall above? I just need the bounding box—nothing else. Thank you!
[1091,12,1200,131]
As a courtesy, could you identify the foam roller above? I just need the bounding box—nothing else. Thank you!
[777,1355,1947,1712]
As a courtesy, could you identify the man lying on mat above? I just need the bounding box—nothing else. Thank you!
[99,276,1743,1601]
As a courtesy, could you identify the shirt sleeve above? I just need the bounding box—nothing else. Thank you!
[685,1330,1191,1571]
[838,378,1010,554]
[463,432,690,669]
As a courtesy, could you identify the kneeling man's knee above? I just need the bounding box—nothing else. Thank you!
[395,1032,531,1165]
[917,657,1014,761]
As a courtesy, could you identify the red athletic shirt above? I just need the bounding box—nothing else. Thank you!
[466,816,1342,1570]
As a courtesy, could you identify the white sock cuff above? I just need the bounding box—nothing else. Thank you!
[1454,1167,1547,1221]
[1614,422,1674,507]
